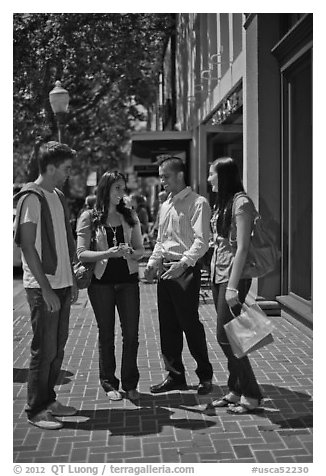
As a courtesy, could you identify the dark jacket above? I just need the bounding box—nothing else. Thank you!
[14,183,76,275]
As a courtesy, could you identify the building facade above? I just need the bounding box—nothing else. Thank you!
[130,13,312,326]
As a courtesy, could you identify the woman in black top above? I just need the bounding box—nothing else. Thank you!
[76,172,144,401]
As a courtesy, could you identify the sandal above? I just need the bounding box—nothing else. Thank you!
[227,403,262,414]
[206,392,240,409]
[106,389,122,401]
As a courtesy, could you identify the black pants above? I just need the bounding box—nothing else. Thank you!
[157,264,213,382]
[211,279,262,400]
[88,282,140,392]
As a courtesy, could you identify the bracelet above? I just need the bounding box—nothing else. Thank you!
[226,287,239,294]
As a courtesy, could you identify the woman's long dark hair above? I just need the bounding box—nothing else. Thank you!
[95,171,136,227]
[211,157,245,237]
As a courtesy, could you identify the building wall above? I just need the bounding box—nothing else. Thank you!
[160,13,312,319]
[244,14,282,300]
[270,14,313,323]
[175,13,246,195]
[175,14,245,129]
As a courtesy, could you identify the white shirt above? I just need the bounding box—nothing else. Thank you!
[148,187,210,267]
[19,190,73,289]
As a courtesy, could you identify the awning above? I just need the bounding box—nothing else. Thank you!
[130,131,193,176]
[131,131,192,159]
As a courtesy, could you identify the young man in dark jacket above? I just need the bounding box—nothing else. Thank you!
[14,141,78,429]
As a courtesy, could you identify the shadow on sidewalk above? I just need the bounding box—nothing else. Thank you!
[61,405,216,436]
[13,368,74,384]
[198,384,313,431]
[56,384,312,436]
[260,384,313,431]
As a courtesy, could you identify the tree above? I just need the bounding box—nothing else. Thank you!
[13,13,174,191]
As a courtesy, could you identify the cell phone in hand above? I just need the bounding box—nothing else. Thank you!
[119,243,132,254]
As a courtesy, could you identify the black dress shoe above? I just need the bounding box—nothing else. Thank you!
[150,376,188,394]
[197,380,213,395]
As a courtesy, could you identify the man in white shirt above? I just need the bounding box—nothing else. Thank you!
[144,157,213,395]
[14,141,78,429]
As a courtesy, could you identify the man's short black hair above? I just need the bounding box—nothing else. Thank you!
[158,156,186,176]
[38,141,76,174]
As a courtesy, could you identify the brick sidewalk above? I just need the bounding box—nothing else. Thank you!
[13,265,313,464]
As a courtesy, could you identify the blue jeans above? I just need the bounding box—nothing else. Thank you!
[88,282,140,392]
[211,279,262,401]
[25,287,71,418]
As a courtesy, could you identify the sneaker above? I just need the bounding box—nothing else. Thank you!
[125,389,140,401]
[47,400,77,416]
[28,410,63,430]
[106,389,123,401]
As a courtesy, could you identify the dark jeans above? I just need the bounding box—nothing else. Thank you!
[88,282,140,392]
[157,264,213,382]
[25,287,71,419]
[211,279,262,401]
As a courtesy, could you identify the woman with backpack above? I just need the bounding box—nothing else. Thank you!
[76,172,144,402]
[207,157,263,414]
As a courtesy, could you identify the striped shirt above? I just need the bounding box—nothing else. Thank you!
[147,187,211,268]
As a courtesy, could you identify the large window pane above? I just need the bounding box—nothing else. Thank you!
[286,53,312,300]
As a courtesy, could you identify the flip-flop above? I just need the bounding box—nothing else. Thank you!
[106,389,122,401]
[206,396,239,409]
[227,403,262,414]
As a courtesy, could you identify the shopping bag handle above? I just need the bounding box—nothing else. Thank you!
[241,302,251,313]
[229,304,242,319]
[229,302,252,319]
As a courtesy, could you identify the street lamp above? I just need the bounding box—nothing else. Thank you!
[49,80,70,143]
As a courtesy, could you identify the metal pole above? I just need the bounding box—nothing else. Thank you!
[57,120,62,143]
[56,112,65,143]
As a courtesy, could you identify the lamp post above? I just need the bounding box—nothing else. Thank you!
[49,81,70,143]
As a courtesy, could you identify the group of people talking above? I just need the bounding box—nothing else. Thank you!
[14,142,262,430]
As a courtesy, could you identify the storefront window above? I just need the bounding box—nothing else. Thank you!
[283,51,312,301]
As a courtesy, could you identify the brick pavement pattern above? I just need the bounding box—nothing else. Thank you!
[13,264,313,463]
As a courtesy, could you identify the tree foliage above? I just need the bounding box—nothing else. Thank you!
[13,13,174,190]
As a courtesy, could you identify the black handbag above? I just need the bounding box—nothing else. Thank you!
[73,210,97,289]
